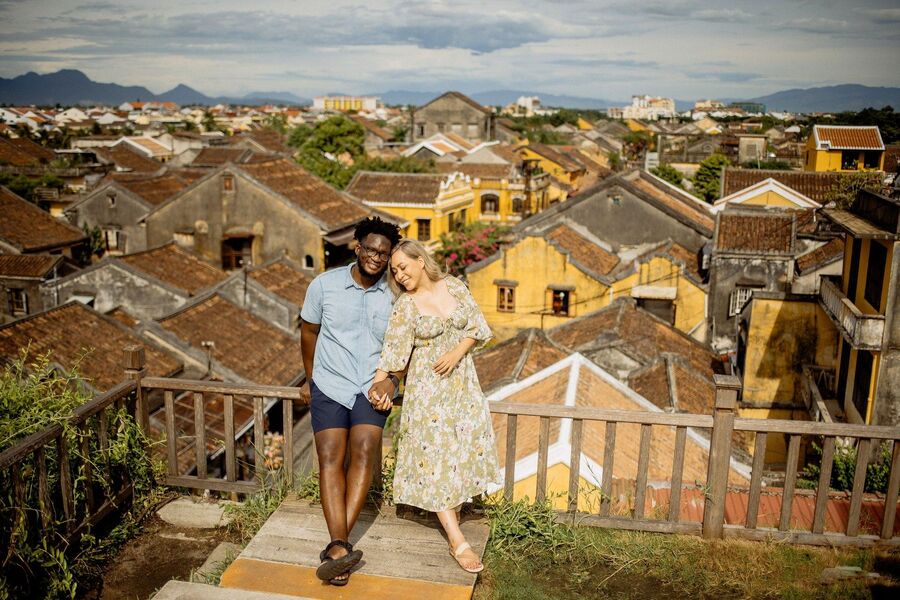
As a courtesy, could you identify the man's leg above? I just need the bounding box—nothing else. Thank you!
[345,424,383,533]
[315,428,351,549]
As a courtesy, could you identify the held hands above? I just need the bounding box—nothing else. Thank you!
[433,348,464,377]
[368,377,395,411]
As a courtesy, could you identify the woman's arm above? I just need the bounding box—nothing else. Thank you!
[433,337,477,376]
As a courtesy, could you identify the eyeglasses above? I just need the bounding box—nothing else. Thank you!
[359,243,390,262]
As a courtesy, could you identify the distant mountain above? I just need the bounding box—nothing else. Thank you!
[0,69,156,106]
[0,70,310,107]
[743,84,900,113]
[374,89,622,109]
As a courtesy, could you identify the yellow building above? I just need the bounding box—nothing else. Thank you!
[466,221,708,341]
[576,117,595,131]
[515,141,585,197]
[312,96,378,112]
[804,125,885,172]
[346,171,474,246]
[820,191,900,426]
[710,177,821,214]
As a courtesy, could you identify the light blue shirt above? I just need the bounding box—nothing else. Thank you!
[300,264,394,409]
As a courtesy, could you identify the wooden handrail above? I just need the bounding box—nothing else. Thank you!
[142,377,307,401]
[488,401,713,427]
[734,417,900,439]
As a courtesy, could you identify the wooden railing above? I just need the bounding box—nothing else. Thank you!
[819,276,885,351]
[0,374,140,547]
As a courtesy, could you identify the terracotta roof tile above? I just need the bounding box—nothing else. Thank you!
[106,170,197,206]
[248,258,313,305]
[813,125,884,150]
[93,144,162,172]
[0,136,43,166]
[158,294,302,386]
[190,147,252,167]
[238,159,374,232]
[546,224,619,276]
[0,186,87,252]
[436,162,514,180]
[665,242,703,283]
[349,115,393,141]
[106,306,139,328]
[0,254,61,278]
[119,243,227,294]
[716,211,794,254]
[522,142,584,172]
[8,137,55,162]
[347,171,444,205]
[0,302,181,391]
[474,329,569,393]
[796,237,844,274]
[628,361,671,411]
[422,92,490,115]
[721,168,882,202]
[630,175,715,233]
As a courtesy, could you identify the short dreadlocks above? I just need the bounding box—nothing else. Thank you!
[353,216,401,247]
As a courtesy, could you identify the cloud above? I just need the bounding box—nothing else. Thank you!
[777,17,849,33]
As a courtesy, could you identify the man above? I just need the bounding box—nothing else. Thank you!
[299,216,403,585]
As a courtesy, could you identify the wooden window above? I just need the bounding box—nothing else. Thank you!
[841,151,859,170]
[416,219,431,242]
[223,174,234,191]
[497,286,515,312]
[550,289,570,316]
[417,124,425,137]
[103,228,125,253]
[304,255,314,269]
[107,192,116,207]
[481,194,499,214]
[864,240,887,312]
[222,236,252,270]
[7,289,27,316]
[863,151,881,169]
[728,286,753,316]
[511,197,525,214]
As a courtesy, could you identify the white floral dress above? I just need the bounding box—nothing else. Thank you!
[377,276,501,512]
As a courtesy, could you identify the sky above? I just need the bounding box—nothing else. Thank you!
[0,0,898,101]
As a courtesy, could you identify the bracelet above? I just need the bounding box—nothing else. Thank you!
[388,374,400,389]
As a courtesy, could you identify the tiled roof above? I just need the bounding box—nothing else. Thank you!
[119,243,227,294]
[349,115,393,141]
[796,237,844,274]
[106,306,139,328]
[0,254,61,279]
[105,169,198,206]
[631,173,715,233]
[248,258,313,306]
[93,144,162,172]
[346,171,444,205]
[158,294,303,386]
[490,356,748,486]
[238,159,375,232]
[0,302,181,391]
[422,91,490,115]
[546,224,620,276]
[474,329,569,393]
[230,130,291,154]
[522,142,584,172]
[721,168,882,202]
[190,147,252,167]
[0,186,87,252]
[548,298,723,382]
[664,242,703,283]
[0,136,43,166]
[444,132,476,151]
[8,137,55,162]
[123,137,171,157]
[884,144,900,173]
[716,211,794,254]
[813,125,884,151]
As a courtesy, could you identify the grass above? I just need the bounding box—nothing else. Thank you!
[474,496,884,600]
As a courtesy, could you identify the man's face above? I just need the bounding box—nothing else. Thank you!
[355,233,392,277]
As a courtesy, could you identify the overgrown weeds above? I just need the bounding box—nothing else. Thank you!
[224,469,294,543]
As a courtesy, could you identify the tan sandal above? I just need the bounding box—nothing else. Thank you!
[449,541,484,574]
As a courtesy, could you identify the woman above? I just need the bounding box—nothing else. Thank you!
[369,239,500,573]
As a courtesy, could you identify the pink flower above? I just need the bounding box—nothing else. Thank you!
[449,252,458,261]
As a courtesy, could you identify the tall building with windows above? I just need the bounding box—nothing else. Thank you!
[312,96,379,112]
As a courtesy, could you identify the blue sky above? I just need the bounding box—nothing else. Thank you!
[0,0,898,100]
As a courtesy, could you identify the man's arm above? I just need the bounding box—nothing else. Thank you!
[300,318,320,395]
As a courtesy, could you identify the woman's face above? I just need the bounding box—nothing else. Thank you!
[390,249,425,291]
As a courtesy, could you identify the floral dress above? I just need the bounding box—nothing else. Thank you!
[377,276,501,512]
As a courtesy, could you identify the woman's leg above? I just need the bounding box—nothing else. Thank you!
[436,508,482,570]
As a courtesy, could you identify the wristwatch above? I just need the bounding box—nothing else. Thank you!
[388,373,400,390]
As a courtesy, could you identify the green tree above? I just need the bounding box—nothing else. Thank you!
[302,115,364,158]
[741,159,791,170]
[607,151,623,172]
[202,111,219,133]
[264,114,288,134]
[825,172,885,209]
[650,163,684,188]
[287,123,313,149]
[692,153,731,203]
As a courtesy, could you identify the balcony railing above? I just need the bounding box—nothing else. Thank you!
[819,276,885,351]
[801,365,842,423]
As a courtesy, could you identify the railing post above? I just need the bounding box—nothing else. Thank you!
[703,374,740,539]
[124,345,148,433]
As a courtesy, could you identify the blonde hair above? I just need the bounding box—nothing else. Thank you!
[388,238,446,296]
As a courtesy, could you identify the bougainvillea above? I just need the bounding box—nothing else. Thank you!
[434,222,511,276]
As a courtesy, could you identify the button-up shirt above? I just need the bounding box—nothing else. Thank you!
[300,264,394,409]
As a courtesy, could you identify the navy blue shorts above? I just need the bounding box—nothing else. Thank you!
[309,380,391,433]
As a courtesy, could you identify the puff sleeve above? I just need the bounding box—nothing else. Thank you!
[455,278,492,351]
[377,294,417,372]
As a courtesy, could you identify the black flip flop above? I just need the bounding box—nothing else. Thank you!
[316,540,362,583]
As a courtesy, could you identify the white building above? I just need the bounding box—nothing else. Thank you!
[618,95,676,120]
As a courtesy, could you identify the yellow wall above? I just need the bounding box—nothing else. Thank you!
[517,146,582,189]
[804,138,885,172]
[364,180,474,244]
[741,190,800,209]
[608,255,707,336]
[576,117,594,131]
[467,236,609,340]
[742,298,837,405]
[737,406,809,462]
[470,178,528,225]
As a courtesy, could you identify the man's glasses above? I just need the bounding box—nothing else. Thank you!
[359,243,390,262]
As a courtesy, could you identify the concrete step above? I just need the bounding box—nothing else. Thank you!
[154,580,312,600]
